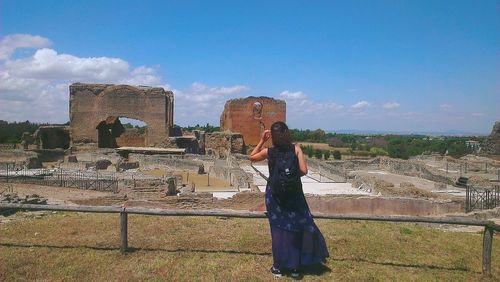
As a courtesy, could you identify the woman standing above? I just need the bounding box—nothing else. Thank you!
[250,121,329,279]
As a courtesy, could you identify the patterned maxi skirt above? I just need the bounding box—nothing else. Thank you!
[265,184,329,269]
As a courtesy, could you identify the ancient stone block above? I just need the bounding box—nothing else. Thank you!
[67,155,78,163]
[483,121,500,155]
[434,182,447,189]
[95,159,112,170]
[69,83,174,148]
[116,160,139,171]
[198,164,205,174]
[220,97,286,147]
[166,177,177,196]
[205,132,245,158]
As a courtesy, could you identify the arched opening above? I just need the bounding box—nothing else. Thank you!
[96,117,148,148]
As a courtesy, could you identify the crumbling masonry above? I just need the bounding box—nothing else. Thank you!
[69,83,173,148]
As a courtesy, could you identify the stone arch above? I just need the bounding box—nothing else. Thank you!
[70,83,173,147]
[95,116,149,148]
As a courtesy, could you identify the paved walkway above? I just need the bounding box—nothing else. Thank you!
[242,164,371,196]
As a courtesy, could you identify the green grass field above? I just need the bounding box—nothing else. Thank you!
[1,212,499,281]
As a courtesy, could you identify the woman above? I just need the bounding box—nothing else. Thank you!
[250,121,329,279]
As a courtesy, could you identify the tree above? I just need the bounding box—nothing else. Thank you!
[327,137,345,147]
[447,142,467,158]
[333,150,342,160]
[310,129,327,143]
[324,150,331,160]
[314,149,323,159]
[387,138,409,159]
[369,147,388,157]
[301,145,314,158]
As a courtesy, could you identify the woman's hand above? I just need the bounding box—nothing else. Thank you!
[261,129,271,143]
[250,129,271,162]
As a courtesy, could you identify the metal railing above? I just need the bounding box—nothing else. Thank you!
[0,164,118,193]
[466,185,500,212]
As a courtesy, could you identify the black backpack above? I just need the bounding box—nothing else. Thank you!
[269,146,302,200]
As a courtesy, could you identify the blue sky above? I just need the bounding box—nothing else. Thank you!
[0,0,498,133]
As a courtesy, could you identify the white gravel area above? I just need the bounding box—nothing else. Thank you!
[246,164,371,196]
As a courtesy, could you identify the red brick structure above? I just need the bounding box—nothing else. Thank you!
[220,97,286,147]
[69,83,173,148]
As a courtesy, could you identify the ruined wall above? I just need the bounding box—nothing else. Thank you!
[317,157,455,184]
[21,126,70,150]
[205,132,245,158]
[115,128,146,147]
[209,156,253,189]
[305,197,463,216]
[483,121,500,155]
[69,83,173,147]
[220,97,286,147]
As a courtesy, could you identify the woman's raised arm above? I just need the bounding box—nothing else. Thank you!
[249,130,271,162]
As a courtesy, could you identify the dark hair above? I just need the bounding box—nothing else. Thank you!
[271,121,292,150]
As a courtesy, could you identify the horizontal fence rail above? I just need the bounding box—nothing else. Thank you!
[0,203,499,277]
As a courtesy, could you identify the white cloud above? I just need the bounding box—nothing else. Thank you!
[471,112,484,117]
[351,100,370,109]
[440,104,452,111]
[0,40,166,122]
[277,89,344,128]
[280,90,306,100]
[0,34,51,60]
[382,101,400,109]
[0,33,251,125]
[174,82,250,125]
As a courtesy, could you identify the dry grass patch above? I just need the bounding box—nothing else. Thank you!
[1,212,499,281]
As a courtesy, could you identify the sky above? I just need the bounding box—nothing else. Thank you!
[0,0,498,134]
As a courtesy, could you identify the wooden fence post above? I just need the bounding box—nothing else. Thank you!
[482,226,493,277]
[120,210,128,253]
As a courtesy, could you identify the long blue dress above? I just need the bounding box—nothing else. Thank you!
[266,147,329,270]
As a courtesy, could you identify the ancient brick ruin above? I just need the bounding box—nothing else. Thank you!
[483,122,500,155]
[220,97,286,147]
[21,126,70,150]
[69,83,174,148]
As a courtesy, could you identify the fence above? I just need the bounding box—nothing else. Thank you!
[0,144,17,150]
[466,185,500,212]
[0,164,118,193]
[0,202,499,277]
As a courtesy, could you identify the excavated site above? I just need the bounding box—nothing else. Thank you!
[1,83,500,227]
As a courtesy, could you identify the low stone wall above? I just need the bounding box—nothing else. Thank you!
[378,157,454,185]
[305,196,463,216]
[129,154,205,171]
[0,150,41,169]
[317,157,455,185]
[210,156,253,189]
[307,158,347,182]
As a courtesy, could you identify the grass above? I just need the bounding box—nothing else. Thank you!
[1,211,499,281]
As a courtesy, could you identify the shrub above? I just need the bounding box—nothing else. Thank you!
[324,150,331,160]
[303,145,313,158]
[369,147,388,157]
[314,149,323,159]
[333,150,342,160]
